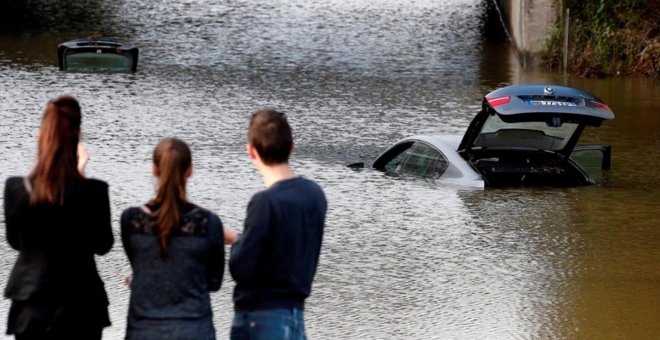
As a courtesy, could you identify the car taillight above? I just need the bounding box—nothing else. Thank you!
[590,100,612,112]
[486,96,511,107]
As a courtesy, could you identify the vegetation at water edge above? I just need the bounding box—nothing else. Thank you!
[543,0,659,77]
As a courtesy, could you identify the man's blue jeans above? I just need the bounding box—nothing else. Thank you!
[230,308,306,340]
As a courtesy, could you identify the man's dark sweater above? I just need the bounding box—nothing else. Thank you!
[229,177,327,312]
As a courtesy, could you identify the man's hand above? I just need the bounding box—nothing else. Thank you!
[224,228,239,245]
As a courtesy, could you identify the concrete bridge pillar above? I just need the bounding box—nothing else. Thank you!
[496,0,557,67]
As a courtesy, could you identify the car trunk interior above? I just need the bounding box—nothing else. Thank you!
[465,150,591,187]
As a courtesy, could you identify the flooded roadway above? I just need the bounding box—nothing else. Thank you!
[1,0,659,339]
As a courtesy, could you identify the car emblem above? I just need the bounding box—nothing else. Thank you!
[544,87,554,95]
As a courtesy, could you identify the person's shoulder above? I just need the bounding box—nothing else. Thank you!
[297,177,325,193]
[4,176,27,198]
[82,178,108,190]
[250,188,272,201]
[188,206,222,224]
[121,205,144,216]
[78,178,109,200]
[178,205,223,236]
[5,176,24,189]
[249,188,278,210]
[120,205,149,229]
[297,177,327,208]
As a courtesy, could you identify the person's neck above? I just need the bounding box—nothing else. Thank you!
[259,162,295,188]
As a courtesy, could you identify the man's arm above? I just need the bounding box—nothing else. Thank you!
[229,194,271,283]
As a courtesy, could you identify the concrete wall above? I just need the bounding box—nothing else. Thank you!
[497,0,557,67]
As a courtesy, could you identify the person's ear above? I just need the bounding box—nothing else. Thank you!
[290,142,295,155]
[247,143,258,160]
[152,164,159,177]
[186,165,193,178]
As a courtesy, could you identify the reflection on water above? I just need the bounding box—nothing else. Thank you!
[1,0,659,339]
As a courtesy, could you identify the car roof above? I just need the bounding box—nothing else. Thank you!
[58,38,137,51]
[484,84,615,122]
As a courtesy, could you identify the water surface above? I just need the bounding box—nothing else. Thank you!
[1,0,659,339]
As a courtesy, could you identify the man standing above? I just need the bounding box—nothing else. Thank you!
[229,109,327,340]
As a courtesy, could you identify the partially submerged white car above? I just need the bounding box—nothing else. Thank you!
[351,84,615,188]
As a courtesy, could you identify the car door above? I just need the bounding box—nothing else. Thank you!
[375,141,449,179]
[570,144,612,183]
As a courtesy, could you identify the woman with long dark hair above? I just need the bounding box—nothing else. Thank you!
[3,95,113,339]
[121,137,230,340]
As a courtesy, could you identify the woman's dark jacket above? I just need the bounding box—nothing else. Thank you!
[3,176,113,307]
[121,203,224,333]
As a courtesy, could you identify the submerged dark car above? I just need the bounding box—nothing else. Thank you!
[352,84,614,188]
[58,39,139,73]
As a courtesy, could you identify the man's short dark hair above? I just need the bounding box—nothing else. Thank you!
[248,109,292,165]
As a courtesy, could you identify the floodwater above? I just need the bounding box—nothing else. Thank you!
[1,0,659,339]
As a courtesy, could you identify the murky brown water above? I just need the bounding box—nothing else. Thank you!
[1,0,659,339]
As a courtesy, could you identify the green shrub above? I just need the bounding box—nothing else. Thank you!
[543,0,659,77]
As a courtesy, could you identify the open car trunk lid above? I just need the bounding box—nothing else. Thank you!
[457,84,615,187]
[459,84,614,157]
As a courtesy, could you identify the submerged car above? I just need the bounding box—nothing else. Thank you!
[351,84,614,188]
[58,38,139,73]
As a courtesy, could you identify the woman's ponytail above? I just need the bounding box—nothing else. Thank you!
[30,96,82,205]
[151,138,191,258]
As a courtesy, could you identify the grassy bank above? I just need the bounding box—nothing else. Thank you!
[542,0,659,77]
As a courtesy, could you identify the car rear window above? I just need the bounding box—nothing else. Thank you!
[474,113,578,150]
[64,52,134,73]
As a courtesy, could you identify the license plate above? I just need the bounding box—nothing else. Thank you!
[528,100,577,107]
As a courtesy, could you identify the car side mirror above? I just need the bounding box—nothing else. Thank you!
[347,161,365,169]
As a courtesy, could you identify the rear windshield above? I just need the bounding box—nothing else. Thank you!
[473,113,578,150]
[64,52,133,73]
